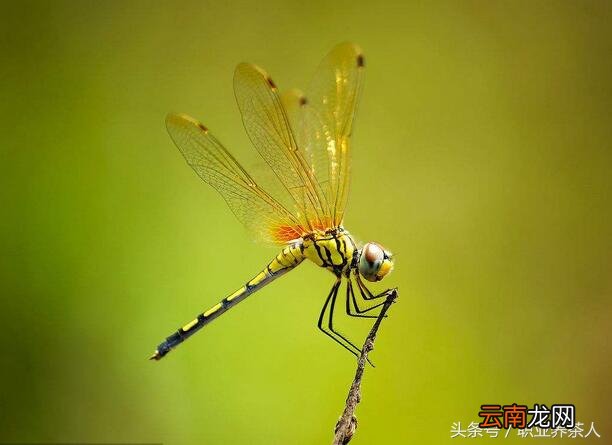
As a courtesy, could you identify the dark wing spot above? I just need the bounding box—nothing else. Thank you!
[266,76,277,89]
[357,54,365,68]
[196,122,208,133]
[299,96,308,106]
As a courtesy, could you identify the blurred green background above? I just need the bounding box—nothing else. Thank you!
[1,1,610,443]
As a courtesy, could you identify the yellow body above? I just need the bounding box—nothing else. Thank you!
[151,43,381,360]
[153,229,358,359]
[302,229,357,275]
[218,227,357,318]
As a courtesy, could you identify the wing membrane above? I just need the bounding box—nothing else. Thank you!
[280,88,330,205]
[233,63,330,232]
[166,43,364,244]
[166,113,303,244]
[299,43,365,226]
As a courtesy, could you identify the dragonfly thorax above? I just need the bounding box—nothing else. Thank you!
[301,227,358,276]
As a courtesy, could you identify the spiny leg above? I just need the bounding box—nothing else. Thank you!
[329,278,377,366]
[346,278,377,318]
[355,271,395,301]
[345,278,383,318]
[318,279,361,358]
[328,278,366,354]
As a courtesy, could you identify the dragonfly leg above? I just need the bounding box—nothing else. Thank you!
[345,277,383,318]
[317,279,361,358]
[355,271,395,300]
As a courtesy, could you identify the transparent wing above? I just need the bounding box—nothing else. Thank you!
[280,88,329,207]
[279,88,310,157]
[298,42,365,226]
[166,113,305,244]
[233,63,331,233]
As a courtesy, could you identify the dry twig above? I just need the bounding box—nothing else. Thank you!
[332,288,398,445]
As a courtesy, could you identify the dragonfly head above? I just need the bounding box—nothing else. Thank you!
[358,242,394,282]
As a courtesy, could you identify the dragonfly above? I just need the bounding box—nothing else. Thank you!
[150,42,395,362]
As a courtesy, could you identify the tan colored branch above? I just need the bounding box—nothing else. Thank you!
[332,288,398,445]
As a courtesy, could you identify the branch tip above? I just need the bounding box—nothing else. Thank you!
[331,288,398,444]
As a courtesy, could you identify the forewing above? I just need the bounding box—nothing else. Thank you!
[302,42,365,226]
[280,88,331,215]
[233,63,330,232]
[166,113,303,244]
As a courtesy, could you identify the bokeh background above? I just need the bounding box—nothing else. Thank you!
[1,1,610,443]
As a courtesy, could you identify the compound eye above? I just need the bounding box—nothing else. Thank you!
[359,242,384,282]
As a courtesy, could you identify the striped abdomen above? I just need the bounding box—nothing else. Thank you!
[150,243,304,360]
